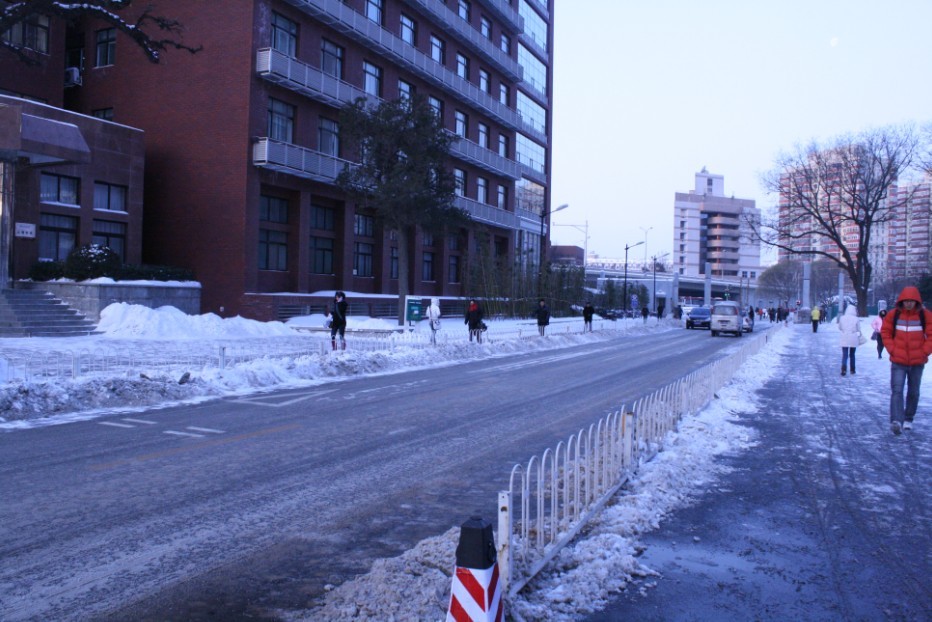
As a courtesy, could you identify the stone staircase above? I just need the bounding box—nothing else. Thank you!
[0,289,99,337]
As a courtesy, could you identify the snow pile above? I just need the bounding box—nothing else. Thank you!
[98,303,296,338]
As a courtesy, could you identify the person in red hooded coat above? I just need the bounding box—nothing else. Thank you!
[880,286,932,435]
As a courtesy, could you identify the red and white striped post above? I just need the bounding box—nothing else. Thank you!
[447,516,503,622]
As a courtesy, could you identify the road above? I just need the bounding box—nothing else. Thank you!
[0,327,749,621]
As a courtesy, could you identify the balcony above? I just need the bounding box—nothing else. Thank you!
[280,0,522,85]
[256,48,367,107]
[450,133,521,179]
[253,138,355,182]
[398,0,522,76]
[455,195,517,229]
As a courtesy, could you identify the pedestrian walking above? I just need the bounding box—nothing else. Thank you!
[870,309,887,359]
[837,303,863,376]
[583,302,594,332]
[426,298,441,345]
[330,291,348,351]
[535,298,551,336]
[811,306,821,332]
[641,306,649,323]
[880,286,932,435]
[465,299,484,343]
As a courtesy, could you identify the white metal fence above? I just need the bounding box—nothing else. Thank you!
[497,326,781,600]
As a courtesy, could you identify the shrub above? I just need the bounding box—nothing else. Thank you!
[63,244,122,281]
[28,260,65,281]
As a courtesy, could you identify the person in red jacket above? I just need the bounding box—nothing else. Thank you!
[880,286,932,435]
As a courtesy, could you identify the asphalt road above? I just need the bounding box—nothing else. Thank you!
[586,324,931,622]
[0,326,750,621]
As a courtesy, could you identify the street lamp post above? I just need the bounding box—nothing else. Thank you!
[623,240,644,317]
[538,203,569,297]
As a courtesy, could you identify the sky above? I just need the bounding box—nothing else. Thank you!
[0,303,928,619]
[548,0,932,264]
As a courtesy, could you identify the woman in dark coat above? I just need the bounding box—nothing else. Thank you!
[535,299,550,336]
[330,291,348,350]
[465,299,484,343]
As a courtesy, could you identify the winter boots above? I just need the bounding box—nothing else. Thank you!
[841,367,846,376]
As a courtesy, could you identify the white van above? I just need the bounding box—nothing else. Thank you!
[710,301,743,337]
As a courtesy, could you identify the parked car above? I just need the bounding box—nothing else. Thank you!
[711,301,743,337]
[685,306,711,330]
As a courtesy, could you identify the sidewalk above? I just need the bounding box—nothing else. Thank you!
[586,319,931,621]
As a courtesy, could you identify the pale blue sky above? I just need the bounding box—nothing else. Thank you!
[548,0,932,264]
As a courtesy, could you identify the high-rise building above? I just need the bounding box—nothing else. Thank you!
[1,0,554,320]
[673,168,762,282]
[880,175,932,283]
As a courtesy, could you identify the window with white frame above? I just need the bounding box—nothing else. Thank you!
[456,53,469,80]
[428,96,443,118]
[479,69,490,93]
[365,0,383,25]
[319,117,340,156]
[398,79,414,101]
[478,123,489,149]
[477,177,488,204]
[454,110,468,137]
[430,35,445,64]
[268,98,295,142]
[95,28,115,66]
[321,39,344,78]
[271,12,298,56]
[480,16,492,39]
[363,61,382,97]
[400,13,417,45]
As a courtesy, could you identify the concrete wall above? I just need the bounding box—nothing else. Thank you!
[20,281,201,321]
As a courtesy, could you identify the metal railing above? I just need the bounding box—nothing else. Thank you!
[497,325,781,600]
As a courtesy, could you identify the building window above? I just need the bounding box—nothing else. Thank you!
[2,14,50,53]
[366,0,383,25]
[363,61,382,97]
[423,232,435,246]
[310,236,334,274]
[428,96,443,119]
[398,79,414,101]
[456,53,469,80]
[260,195,289,223]
[430,35,445,64]
[312,204,335,230]
[498,134,508,158]
[479,69,490,94]
[40,173,79,205]
[448,234,460,251]
[478,123,489,149]
[480,16,492,39]
[38,213,78,262]
[271,12,298,56]
[477,177,489,204]
[94,182,127,212]
[268,98,295,142]
[458,0,471,21]
[92,108,114,121]
[92,220,126,261]
[422,251,435,281]
[500,33,511,55]
[321,39,344,79]
[497,184,508,209]
[454,168,466,196]
[499,83,510,106]
[95,28,116,66]
[258,229,288,271]
[319,117,340,156]
[455,110,468,137]
[448,254,461,283]
[354,213,374,237]
[354,242,373,277]
[390,246,399,279]
[400,14,417,45]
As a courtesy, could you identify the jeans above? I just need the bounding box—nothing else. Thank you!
[841,347,857,372]
[890,363,925,423]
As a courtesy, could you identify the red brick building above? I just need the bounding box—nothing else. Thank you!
[2,0,555,320]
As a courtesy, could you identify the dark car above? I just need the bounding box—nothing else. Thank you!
[685,306,711,329]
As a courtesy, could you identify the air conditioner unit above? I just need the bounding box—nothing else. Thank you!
[64,67,82,87]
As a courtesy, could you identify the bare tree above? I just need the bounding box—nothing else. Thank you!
[756,260,801,308]
[1,0,201,64]
[752,124,929,314]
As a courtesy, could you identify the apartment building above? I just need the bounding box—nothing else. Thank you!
[673,168,762,282]
[877,175,932,283]
[2,0,555,320]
